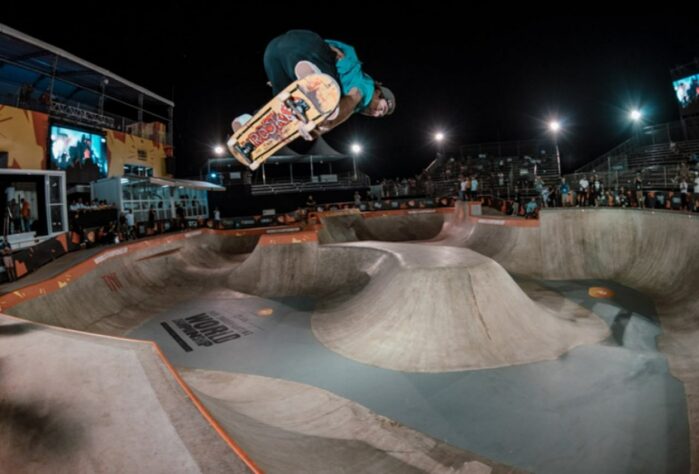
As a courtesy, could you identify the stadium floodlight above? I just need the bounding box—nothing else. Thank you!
[434,132,445,142]
[547,120,563,177]
[213,145,225,155]
[351,143,362,179]
[629,109,642,122]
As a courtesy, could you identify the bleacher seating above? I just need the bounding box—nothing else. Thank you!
[576,117,699,179]
[425,138,560,200]
[625,140,699,170]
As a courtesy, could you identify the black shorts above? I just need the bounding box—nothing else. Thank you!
[263,30,339,95]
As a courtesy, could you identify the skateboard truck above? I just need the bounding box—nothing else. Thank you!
[278,91,311,124]
[233,142,255,165]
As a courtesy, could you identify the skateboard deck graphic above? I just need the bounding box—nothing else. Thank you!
[227,73,341,170]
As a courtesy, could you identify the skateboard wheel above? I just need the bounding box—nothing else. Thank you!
[232,113,252,132]
[278,91,291,101]
[249,160,260,171]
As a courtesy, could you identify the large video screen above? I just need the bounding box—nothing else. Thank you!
[50,125,108,178]
[673,74,699,113]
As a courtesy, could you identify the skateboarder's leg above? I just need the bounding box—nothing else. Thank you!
[263,36,295,95]
[263,30,339,95]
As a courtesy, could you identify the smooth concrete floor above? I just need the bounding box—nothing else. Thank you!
[130,278,689,474]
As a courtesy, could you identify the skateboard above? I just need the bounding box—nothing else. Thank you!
[227,73,341,170]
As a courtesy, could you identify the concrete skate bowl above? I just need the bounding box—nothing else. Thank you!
[0,228,527,472]
[2,202,697,472]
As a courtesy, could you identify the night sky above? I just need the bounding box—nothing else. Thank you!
[4,11,698,179]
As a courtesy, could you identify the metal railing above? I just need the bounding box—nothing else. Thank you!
[251,171,371,196]
[0,88,170,143]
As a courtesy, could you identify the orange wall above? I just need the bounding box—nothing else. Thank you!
[0,104,49,169]
[106,130,167,177]
[0,104,167,177]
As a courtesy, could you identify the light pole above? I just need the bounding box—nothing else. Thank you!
[424,132,446,176]
[351,143,362,180]
[434,132,445,156]
[206,145,226,179]
[629,108,643,146]
[549,121,561,177]
[203,157,236,182]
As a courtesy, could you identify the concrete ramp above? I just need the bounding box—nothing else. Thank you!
[311,242,608,372]
[222,235,608,372]
[0,315,254,473]
[433,202,699,293]
[181,369,512,474]
[2,232,257,334]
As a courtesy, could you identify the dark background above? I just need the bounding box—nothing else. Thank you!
[4,10,697,178]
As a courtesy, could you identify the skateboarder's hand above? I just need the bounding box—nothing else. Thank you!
[299,126,321,141]
[299,126,314,141]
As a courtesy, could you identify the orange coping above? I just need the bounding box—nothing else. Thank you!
[468,215,541,228]
[259,230,318,246]
[150,343,263,473]
[362,207,454,218]
[465,202,540,228]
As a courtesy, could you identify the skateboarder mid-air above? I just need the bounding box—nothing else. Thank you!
[233,29,396,139]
